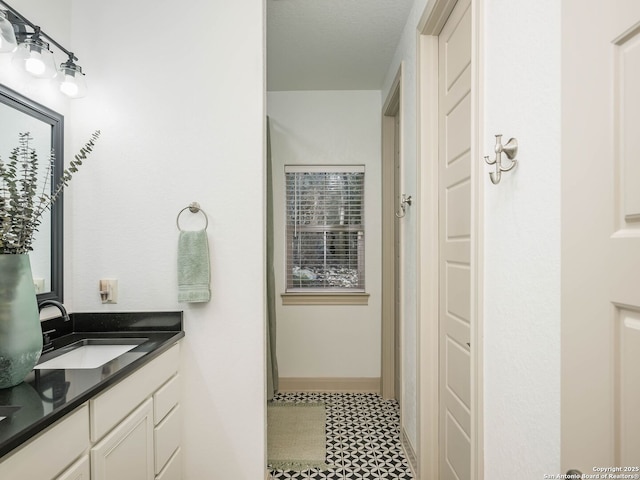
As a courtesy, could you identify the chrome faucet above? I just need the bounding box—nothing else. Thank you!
[37,299,70,322]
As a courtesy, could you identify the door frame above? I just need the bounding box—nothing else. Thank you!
[381,65,403,401]
[416,0,484,478]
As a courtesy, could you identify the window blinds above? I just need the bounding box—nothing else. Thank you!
[285,166,365,291]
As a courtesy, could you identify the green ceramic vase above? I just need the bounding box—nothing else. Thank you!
[0,254,43,389]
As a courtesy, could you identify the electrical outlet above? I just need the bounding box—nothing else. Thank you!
[99,279,118,304]
[33,278,45,294]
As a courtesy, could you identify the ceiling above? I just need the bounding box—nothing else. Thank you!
[267,0,415,91]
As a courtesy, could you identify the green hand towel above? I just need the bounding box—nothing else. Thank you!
[177,229,211,303]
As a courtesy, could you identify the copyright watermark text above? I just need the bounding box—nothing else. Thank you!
[543,467,640,480]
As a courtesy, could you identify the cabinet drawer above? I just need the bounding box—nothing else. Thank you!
[90,343,180,442]
[0,404,89,480]
[154,374,180,424]
[154,405,181,474]
[156,447,181,480]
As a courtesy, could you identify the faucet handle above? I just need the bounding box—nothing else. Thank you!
[41,328,56,354]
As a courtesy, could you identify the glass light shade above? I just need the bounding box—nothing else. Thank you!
[58,62,87,98]
[0,11,17,53]
[12,37,57,79]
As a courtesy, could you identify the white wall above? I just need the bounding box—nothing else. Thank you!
[6,0,266,478]
[482,0,561,478]
[267,90,382,379]
[380,0,428,453]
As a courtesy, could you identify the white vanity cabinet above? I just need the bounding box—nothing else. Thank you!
[90,343,181,480]
[0,404,90,480]
[0,341,182,480]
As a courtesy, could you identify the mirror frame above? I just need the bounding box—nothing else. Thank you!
[0,83,64,303]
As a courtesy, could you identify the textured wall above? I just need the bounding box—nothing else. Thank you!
[67,1,266,478]
[482,0,561,478]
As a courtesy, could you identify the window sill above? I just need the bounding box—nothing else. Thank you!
[281,292,370,306]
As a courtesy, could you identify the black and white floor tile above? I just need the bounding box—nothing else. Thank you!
[268,392,414,480]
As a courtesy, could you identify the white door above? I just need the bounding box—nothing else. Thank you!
[562,0,640,473]
[438,0,472,478]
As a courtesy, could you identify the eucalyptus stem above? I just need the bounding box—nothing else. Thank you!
[0,130,101,254]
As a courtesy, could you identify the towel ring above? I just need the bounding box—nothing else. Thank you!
[176,202,209,231]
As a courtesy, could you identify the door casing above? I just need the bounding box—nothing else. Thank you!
[381,65,403,402]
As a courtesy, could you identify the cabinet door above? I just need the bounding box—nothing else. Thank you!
[56,455,90,480]
[91,398,154,480]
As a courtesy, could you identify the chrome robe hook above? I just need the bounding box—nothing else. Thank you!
[484,134,518,184]
[395,194,412,218]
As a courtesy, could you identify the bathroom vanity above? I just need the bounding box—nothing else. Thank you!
[0,311,184,480]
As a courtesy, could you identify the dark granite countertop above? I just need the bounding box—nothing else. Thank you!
[0,311,184,460]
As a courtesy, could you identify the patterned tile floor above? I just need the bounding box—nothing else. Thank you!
[268,392,414,480]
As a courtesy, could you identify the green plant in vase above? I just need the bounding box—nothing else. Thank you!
[0,130,100,388]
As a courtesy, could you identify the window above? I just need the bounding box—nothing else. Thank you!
[285,165,365,293]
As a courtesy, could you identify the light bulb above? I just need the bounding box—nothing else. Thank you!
[60,75,79,97]
[0,33,17,53]
[0,36,13,52]
[12,37,57,79]
[58,60,87,98]
[0,11,17,53]
[25,55,46,75]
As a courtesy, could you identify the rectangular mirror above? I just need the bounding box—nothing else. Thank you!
[0,83,64,303]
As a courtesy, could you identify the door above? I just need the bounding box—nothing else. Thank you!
[562,1,640,473]
[438,0,472,479]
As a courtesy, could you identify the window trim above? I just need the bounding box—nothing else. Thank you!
[281,292,370,306]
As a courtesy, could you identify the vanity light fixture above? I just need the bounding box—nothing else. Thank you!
[12,28,57,79]
[58,53,87,98]
[0,0,88,98]
[0,10,16,52]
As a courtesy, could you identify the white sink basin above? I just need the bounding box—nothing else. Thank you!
[35,344,140,370]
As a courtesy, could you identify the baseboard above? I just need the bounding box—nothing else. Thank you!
[401,427,419,479]
[278,377,380,393]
